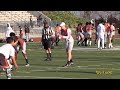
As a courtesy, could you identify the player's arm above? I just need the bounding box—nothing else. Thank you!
[103,25,106,33]
[18,38,24,49]
[13,36,19,46]
[11,56,18,69]
[49,28,53,36]
[10,46,18,69]
[13,40,18,46]
[61,29,71,39]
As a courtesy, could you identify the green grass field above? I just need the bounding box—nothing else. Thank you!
[1,39,120,79]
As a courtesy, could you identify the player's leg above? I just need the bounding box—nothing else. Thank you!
[111,34,114,47]
[0,53,11,79]
[44,40,50,61]
[47,39,52,60]
[69,41,74,65]
[22,42,29,66]
[14,45,19,60]
[94,33,97,45]
[104,32,107,49]
[63,41,74,67]
[101,36,105,49]
[55,35,59,46]
[108,35,112,48]
[97,36,101,49]
[111,31,115,45]
[80,33,84,46]
[89,31,92,46]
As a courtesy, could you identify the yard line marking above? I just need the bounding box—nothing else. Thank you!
[16,71,30,73]
[112,62,120,64]
[76,67,120,70]
[101,64,113,65]
[88,65,101,67]
[73,47,120,51]
[10,76,91,79]
[31,70,46,71]
[77,66,89,68]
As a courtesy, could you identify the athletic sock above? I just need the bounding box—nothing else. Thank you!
[49,53,51,58]
[89,41,92,46]
[70,59,73,62]
[67,61,70,64]
[49,53,52,60]
[25,59,29,64]
[47,53,49,59]
[6,68,11,79]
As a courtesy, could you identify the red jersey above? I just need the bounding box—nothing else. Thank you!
[104,23,110,33]
[76,25,82,32]
[55,26,60,33]
[82,25,87,32]
[86,24,93,32]
[61,29,68,36]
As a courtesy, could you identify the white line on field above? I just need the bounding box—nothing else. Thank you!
[31,70,46,71]
[73,47,120,51]
[11,76,90,79]
[0,74,90,79]
[88,65,101,67]
[100,64,113,65]
[16,71,30,73]
[77,67,120,70]
[77,66,89,68]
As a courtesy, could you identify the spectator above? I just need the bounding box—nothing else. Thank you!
[24,25,30,42]
[37,14,43,27]
[30,16,33,28]
[19,26,23,39]
[43,18,47,27]
[5,23,15,39]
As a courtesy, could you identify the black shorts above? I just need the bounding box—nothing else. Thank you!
[43,39,51,50]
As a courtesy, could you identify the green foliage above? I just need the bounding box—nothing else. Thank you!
[42,11,88,28]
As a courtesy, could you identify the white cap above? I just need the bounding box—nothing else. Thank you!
[60,22,65,27]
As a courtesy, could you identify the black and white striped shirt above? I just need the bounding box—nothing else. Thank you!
[42,27,53,40]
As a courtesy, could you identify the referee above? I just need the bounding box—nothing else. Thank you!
[41,23,53,61]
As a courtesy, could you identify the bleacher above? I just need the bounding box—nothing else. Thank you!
[0,11,53,40]
[0,11,36,23]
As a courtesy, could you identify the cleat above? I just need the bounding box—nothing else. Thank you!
[25,64,30,67]
[44,58,49,61]
[70,62,74,65]
[62,63,71,67]
[49,58,52,61]
[70,60,74,65]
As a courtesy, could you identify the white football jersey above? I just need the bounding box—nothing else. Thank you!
[0,44,15,59]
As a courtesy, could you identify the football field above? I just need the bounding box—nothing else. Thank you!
[1,39,120,79]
